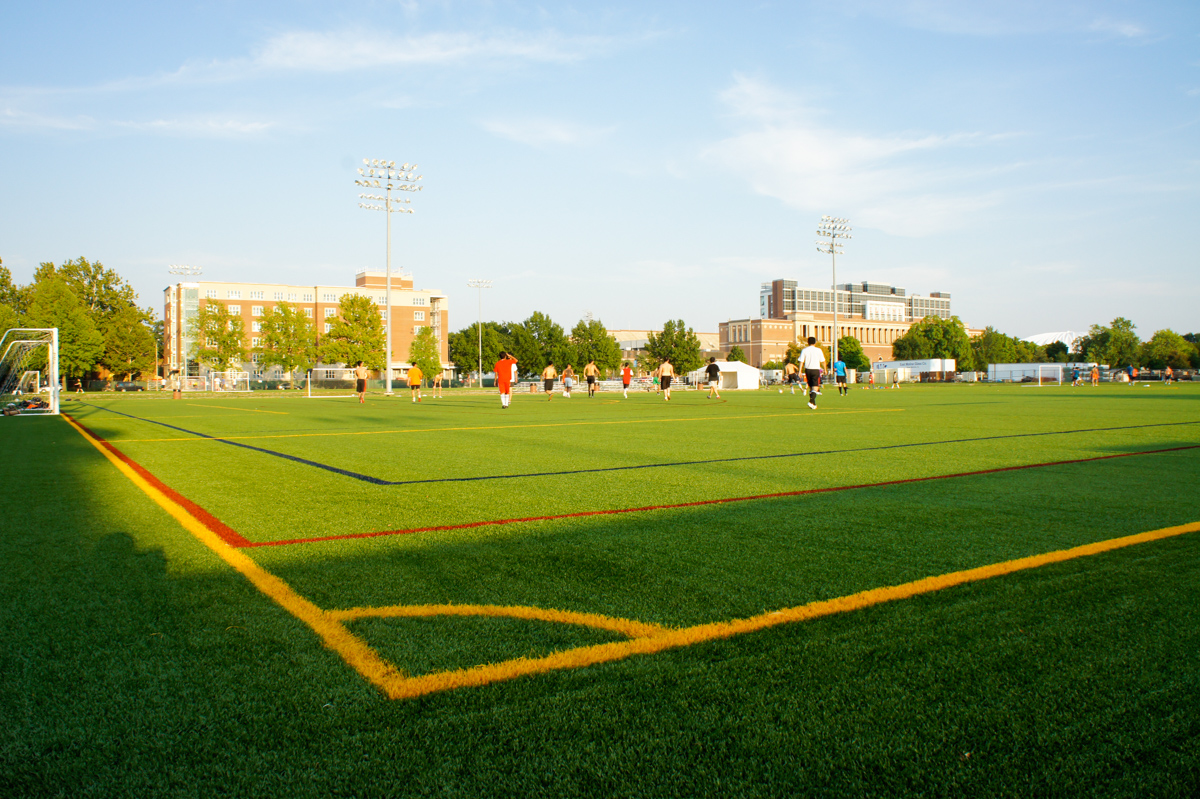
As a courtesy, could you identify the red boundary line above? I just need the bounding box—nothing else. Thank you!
[244,444,1200,548]
[64,413,253,548]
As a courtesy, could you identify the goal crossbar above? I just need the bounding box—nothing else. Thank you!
[0,328,59,415]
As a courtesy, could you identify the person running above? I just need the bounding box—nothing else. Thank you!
[542,362,557,401]
[868,370,875,389]
[705,357,721,399]
[1130,365,1139,385]
[73,378,84,394]
[354,361,368,404]
[1165,365,1174,385]
[407,364,423,403]
[891,369,900,389]
[621,362,633,398]
[798,336,825,410]
[660,358,675,401]
[584,359,600,397]
[1091,365,1099,386]
[494,351,517,408]
[783,361,799,395]
[562,364,575,398]
[651,367,661,394]
[1072,367,1080,387]
[833,356,848,396]
[431,369,444,399]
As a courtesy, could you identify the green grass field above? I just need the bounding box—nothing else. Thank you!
[3,382,1199,797]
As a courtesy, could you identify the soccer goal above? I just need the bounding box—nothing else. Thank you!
[1035,364,1063,386]
[210,371,250,392]
[305,367,359,398]
[0,328,59,415]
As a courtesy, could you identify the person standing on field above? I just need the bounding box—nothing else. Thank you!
[494,352,517,408]
[705,357,721,399]
[1091,365,1099,386]
[431,369,444,399]
[798,336,825,410]
[562,364,575,398]
[833,357,847,396]
[407,364,423,403]
[659,358,675,401]
[354,361,368,404]
[584,359,600,397]
[621,362,633,398]
[542,362,557,401]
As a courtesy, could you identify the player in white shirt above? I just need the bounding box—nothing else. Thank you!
[798,336,825,410]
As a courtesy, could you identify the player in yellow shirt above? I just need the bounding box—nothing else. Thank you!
[407,365,423,403]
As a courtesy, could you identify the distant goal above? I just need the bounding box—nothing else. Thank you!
[0,328,59,415]
[210,371,250,392]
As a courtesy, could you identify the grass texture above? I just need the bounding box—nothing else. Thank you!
[1,382,1198,797]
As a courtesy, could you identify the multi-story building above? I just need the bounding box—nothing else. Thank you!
[163,270,448,379]
[721,278,971,366]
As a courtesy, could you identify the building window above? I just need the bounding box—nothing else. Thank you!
[303,293,313,302]
[206,337,216,347]
[205,289,217,299]
[273,292,284,301]
[380,309,388,320]
[252,306,263,317]
[378,296,386,305]
[252,322,262,332]
[289,293,298,301]
[413,297,427,306]
[227,290,242,299]
[324,323,332,334]
[324,308,336,318]
[228,305,241,315]
[413,326,423,335]
[414,311,425,321]
[304,308,313,318]
[322,293,336,303]
[250,291,264,300]
[252,337,260,347]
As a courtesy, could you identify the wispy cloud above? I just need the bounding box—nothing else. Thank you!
[703,75,1015,236]
[481,116,614,147]
[0,107,95,130]
[114,117,275,138]
[1088,17,1149,40]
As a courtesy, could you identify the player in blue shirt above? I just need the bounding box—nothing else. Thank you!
[833,358,848,396]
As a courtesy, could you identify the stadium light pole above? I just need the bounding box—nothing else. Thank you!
[466,279,492,386]
[816,216,851,368]
[357,159,423,395]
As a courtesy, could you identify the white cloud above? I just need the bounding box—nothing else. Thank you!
[114,117,275,137]
[481,117,614,147]
[0,107,95,130]
[1088,18,1149,40]
[703,75,1013,236]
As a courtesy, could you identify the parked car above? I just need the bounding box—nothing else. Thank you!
[115,381,145,391]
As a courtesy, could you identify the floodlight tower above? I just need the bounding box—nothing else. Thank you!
[466,279,492,385]
[357,159,423,394]
[816,216,851,367]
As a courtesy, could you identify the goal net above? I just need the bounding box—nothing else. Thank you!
[306,367,360,398]
[210,371,250,392]
[0,328,59,415]
[1036,364,1063,386]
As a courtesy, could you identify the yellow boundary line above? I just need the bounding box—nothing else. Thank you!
[187,403,288,415]
[101,407,902,443]
[62,414,1200,701]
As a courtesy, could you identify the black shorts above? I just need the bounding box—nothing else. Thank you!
[544,379,555,392]
[623,380,631,387]
[586,376,596,385]
[661,376,672,389]
[787,373,799,384]
[835,374,846,384]
[805,369,821,388]
[355,379,366,393]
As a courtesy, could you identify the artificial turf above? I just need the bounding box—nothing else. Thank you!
[2,383,1198,797]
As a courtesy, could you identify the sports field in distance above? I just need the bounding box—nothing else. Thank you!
[3,382,1199,797]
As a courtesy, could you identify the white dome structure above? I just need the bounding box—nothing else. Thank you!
[1023,331,1083,350]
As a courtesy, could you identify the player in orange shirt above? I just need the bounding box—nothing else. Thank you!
[407,365,423,403]
[621,362,633,398]
[494,352,517,408]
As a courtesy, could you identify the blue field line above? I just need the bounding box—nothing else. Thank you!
[76,402,1200,488]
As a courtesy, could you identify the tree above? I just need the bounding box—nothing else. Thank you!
[570,318,621,374]
[0,259,20,312]
[1044,341,1069,362]
[56,257,138,317]
[1140,329,1195,370]
[836,336,870,371]
[449,322,508,379]
[727,345,747,363]
[190,303,247,370]
[643,319,703,375]
[21,277,104,380]
[408,326,442,384]
[257,302,317,378]
[783,341,803,366]
[892,316,972,365]
[318,294,384,370]
[1105,317,1140,367]
[102,304,156,380]
[970,327,1016,370]
[508,312,570,376]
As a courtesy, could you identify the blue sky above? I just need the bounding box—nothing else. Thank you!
[2,1,1197,338]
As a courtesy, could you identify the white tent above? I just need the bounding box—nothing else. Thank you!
[687,360,762,390]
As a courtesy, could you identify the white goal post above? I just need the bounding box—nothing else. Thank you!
[0,328,59,415]
[1036,364,1063,386]
[210,370,250,392]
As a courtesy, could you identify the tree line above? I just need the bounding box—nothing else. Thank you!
[448,315,705,378]
[890,316,1199,370]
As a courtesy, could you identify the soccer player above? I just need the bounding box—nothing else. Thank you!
[705,357,721,399]
[1072,367,1080,387]
[494,352,516,408]
[354,361,368,404]
[432,369,444,399]
[562,364,575,398]
[542,362,557,401]
[584,359,600,397]
[833,356,847,396]
[660,358,675,401]
[783,361,799,394]
[621,361,633,398]
[1166,365,1174,385]
[1091,365,1099,386]
[798,336,825,410]
[407,364,423,403]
